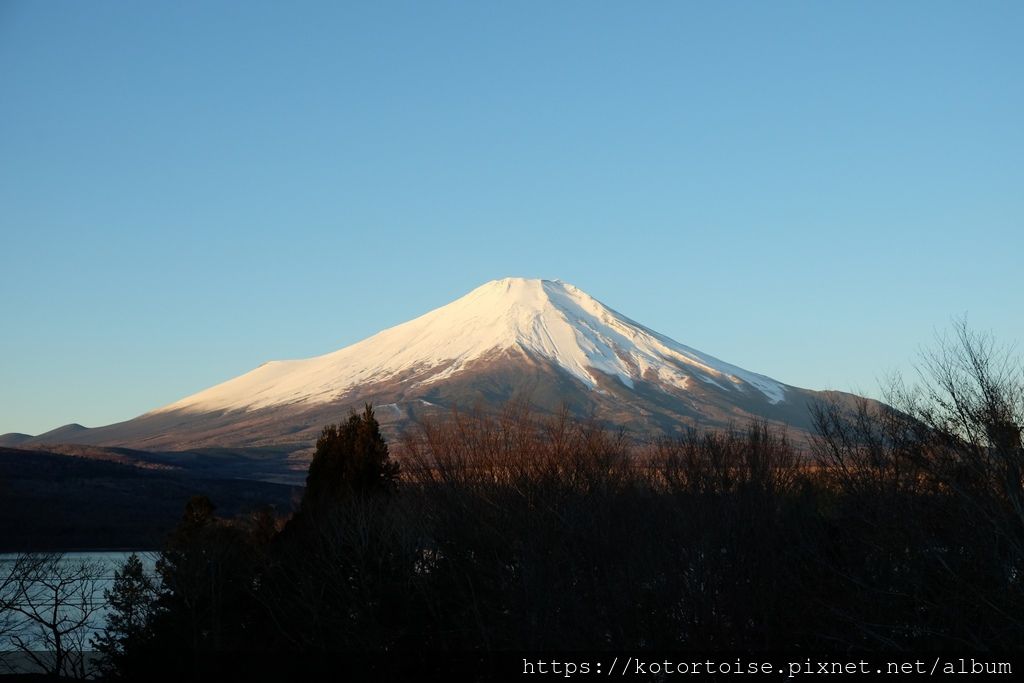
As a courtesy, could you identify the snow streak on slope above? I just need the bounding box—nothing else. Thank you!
[153,278,785,414]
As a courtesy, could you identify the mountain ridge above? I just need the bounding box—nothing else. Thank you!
[1,278,858,450]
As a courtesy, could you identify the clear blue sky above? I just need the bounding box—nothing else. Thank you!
[1,1,1022,435]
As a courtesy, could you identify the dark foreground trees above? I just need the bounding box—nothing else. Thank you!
[90,324,1024,679]
[812,319,1024,649]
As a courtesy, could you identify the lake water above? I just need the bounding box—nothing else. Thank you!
[0,550,158,660]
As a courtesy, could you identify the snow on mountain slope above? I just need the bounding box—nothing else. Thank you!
[153,278,786,415]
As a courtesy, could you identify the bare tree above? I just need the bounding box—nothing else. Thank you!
[1,554,49,674]
[810,318,1024,648]
[0,553,106,679]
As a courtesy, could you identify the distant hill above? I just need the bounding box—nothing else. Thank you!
[0,446,299,552]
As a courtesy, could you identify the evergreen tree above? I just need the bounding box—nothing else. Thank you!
[303,404,399,508]
[91,553,157,677]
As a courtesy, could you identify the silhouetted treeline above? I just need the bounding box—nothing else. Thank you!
[92,323,1023,679]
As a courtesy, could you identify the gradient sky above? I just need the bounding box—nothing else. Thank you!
[2,1,1022,435]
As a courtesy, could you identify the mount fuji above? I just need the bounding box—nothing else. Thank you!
[3,278,853,452]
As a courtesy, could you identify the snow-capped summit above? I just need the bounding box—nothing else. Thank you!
[154,277,785,415]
